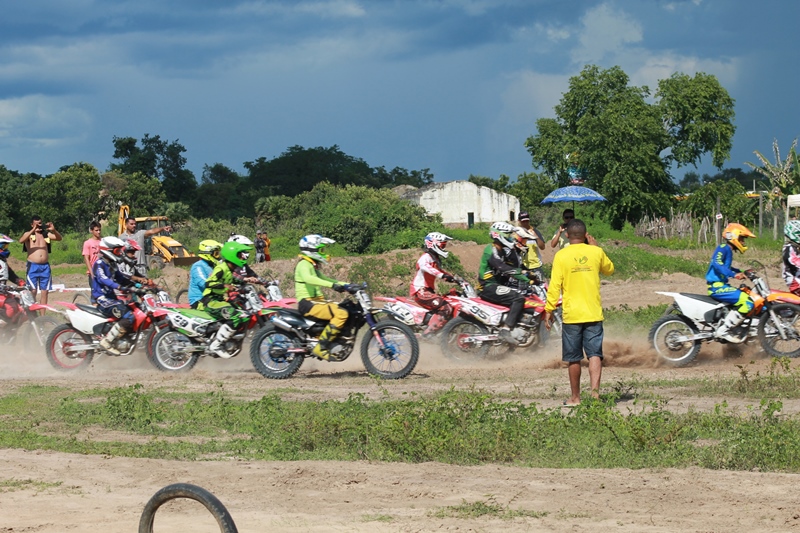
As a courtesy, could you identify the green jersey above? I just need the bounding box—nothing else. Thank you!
[294,256,340,300]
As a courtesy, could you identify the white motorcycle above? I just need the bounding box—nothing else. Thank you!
[649,270,800,366]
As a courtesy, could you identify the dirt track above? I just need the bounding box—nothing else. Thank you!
[3,248,799,532]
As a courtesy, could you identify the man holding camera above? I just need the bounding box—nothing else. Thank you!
[18,215,62,306]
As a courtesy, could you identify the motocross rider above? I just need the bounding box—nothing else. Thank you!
[199,241,257,358]
[0,233,25,322]
[782,220,800,294]
[410,232,458,336]
[92,236,140,355]
[294,234,352,360]
[189,240,222,308]
[119,240,150,285]
[478,222,536,346]
[706,223,756,343]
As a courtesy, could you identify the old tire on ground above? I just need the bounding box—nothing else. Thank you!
[138,483,238,533]
[249,324,304,379]
[149,328,199,372]
[440,317,490,362]
[361,320,419,379]
[648,314,701,367]
[45,324,94,371]
[758,303,800,358]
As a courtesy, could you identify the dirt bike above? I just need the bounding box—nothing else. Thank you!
[148,284,276,372]
[0,283,62,349]
[374,278,476,340]
[46,287,171,371]
[438,280,559,361]
[649,269,800,366]
[249,283,420,379]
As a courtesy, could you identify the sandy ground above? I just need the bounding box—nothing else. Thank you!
[2,245,798,532]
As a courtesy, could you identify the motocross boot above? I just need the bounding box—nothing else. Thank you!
[422,313,446,337]
[208,323,236,358]
[498,327,520,346]
[715,309,746,344]
[99,323,126,356]
[312,324,342,361]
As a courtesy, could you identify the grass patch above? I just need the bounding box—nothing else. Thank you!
[4,383,800,471]
[0,478,63,493]
[604,304,668,332]
[430,496,548,520]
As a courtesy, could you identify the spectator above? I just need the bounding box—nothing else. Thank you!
[550,208,575,249]
[263,231,272,262]
[82,221,103,302]
[119,216,171,267]
[255,231,267,263]
[544,218,614,406]
[18,216,62,307]
[517,211,546,276]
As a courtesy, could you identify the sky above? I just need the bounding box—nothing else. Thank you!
[0,0,798,186]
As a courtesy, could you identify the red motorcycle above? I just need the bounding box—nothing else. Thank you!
[47,287,170,371]
[0,282,62,349]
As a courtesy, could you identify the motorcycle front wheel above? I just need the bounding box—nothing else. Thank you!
[46,324,93,371]
[21,315,61,351]
[361,321,419,379]
[149,328,199,372]
[648,315,701,367]
[758,303,800,358]
[439,317,490,362]
[250,324,304,379]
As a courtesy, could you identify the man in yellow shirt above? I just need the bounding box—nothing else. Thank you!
[544,219,614,406]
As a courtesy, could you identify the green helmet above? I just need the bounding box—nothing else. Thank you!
[220,241,253,267]
[786,220,800,244]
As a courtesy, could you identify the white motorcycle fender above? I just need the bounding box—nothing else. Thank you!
[656,291,725,323]
[66,308,110,334]
[383,302,422,326]
[459,299,505,327]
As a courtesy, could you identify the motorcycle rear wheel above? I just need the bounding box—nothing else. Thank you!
[149,328,199,372]
[648,314,701,367]
[758,303,800,358]
[361,321,419,379]
[45,324,93,371]
[440,317,490,361]
[249,324,304,379]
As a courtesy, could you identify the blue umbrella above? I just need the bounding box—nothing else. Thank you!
[541,185,605,205]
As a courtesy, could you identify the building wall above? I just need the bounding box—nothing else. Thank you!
[398,181,520,226]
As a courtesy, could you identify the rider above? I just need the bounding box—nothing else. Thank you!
[782,220,800,294]
[92,236,139,355]
[189,240,222,308]
[119,239,150,284]
[228,234,261,279]
[478,222,536,345]
[199,240,257,358]
[294,234,351,360]
[706,222,756,343]
[0,234,23,287]
[410,232,458,336]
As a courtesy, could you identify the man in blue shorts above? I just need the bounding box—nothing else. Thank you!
[18,215,62,307]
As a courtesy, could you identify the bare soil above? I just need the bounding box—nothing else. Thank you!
[3,245,799,532]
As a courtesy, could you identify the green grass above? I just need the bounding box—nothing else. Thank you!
[604,304,669,332]
[0,478,63,493]
[4,381,800,471]
[429,496,548,520]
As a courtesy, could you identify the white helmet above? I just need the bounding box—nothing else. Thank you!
[100,236,126,263]
[299,234,335,263]
[490,222,516,250]
[228,234,254,246]
[513,226,535,250]
[424,232,453,258]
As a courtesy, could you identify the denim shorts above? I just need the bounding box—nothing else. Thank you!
[562,321,604,363]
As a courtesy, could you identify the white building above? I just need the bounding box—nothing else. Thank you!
[396,181,520,228]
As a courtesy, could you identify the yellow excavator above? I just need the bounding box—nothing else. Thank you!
[117,205,198,268]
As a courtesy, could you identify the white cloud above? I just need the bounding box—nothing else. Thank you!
[0,95,91,148]
[533,22,570,42]
[570,3,643,64]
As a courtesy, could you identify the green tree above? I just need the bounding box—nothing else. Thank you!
[679,179,755,226]
[525,65,736,229]
[373,166,435,188]
[678,171,702,193]
[25,163,104,232]
[468,174,511,192]
[0,166,38,232]
[745,138,800,209]
[508,171,556,208]
[101,170,166,216]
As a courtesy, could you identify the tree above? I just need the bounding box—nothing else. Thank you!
[0,166,37,232]
[468,174,511,192]
[679,179,755,226]
[101,170,166,216]
[746,138,800,209]
[373,166,435,188]
[110,134,197,204]
[25,163,104,232]
[678,171,702,192]
[525,65,736,229]
[508,171,556,210]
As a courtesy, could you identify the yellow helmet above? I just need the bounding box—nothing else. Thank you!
[723,223,755,253]
[198,239,222,264]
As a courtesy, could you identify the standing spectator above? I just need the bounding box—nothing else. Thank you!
[544,219,614,406]
[255,231,267,263]
[263,231,272,262]
[550,208,575,249]
[517,211,546,277]
[119,216,171,268]
[82,221,103,302]
[18,215,62,307]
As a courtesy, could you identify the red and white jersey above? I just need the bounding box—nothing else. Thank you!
[410,253,447,296]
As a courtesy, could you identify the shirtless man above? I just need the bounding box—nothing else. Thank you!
[18,215,62,306]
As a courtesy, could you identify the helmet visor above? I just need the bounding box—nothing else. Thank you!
[238,251,250,261]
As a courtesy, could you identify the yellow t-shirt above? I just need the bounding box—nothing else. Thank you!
[544,243,614,324]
